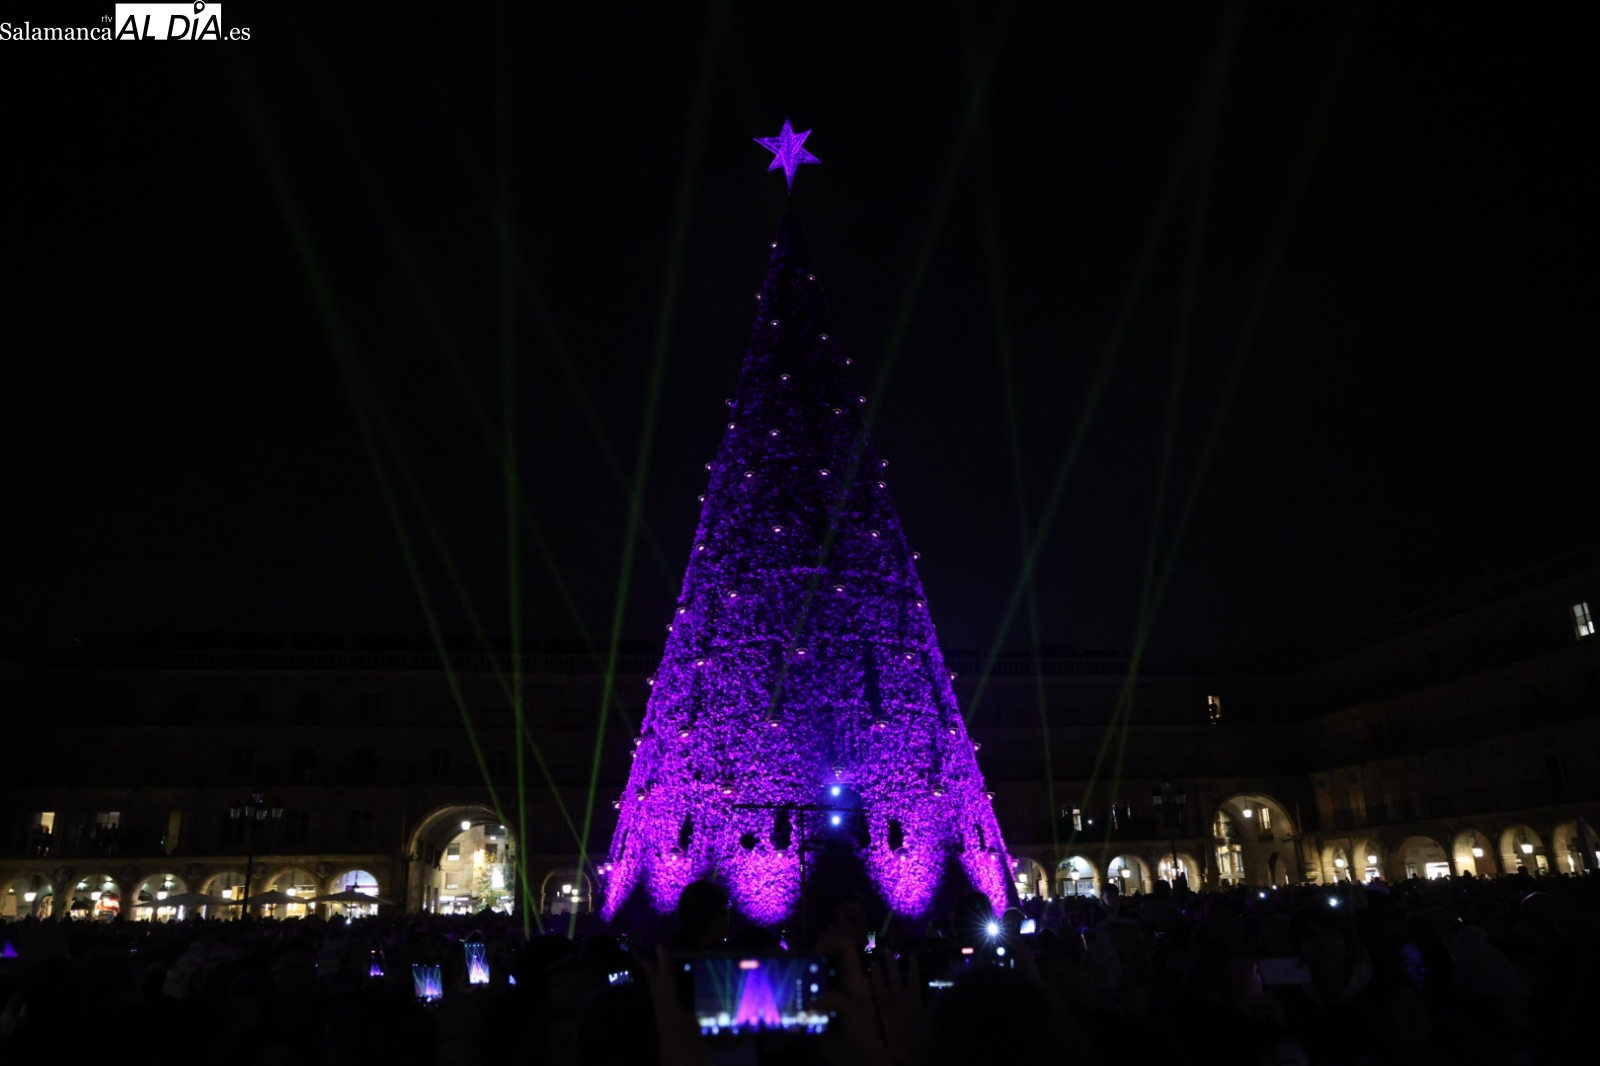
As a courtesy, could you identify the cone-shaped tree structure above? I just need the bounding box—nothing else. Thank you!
[601,218,1012,925]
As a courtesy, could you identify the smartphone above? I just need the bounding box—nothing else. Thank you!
[1257,957,1312,986]
[465,942,490,985]
[607,971,632,986]
[677,954,838,1036]
[412,963,444,1003]
[1019,919,1037,935]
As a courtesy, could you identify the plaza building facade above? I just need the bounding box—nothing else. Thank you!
[3,552,1597,920]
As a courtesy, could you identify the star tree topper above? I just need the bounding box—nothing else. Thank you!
[755,119,821,191]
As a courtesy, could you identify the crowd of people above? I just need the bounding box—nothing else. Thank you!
[2,869,1596,1064]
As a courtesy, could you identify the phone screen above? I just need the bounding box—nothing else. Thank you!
[1019,919,1037,935]
[678,954,837,1036]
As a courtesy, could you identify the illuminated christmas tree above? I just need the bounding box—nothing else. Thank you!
[601,127,1011,925]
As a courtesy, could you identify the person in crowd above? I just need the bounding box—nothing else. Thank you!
[4,869,1600,1063]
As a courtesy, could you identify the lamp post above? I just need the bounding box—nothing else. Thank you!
[1151,781,1188,887]
[229,791,282,913]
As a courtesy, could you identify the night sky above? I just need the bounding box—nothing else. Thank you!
[3,3,1594,666]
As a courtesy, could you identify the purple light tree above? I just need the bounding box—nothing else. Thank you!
[601,218,1013,925]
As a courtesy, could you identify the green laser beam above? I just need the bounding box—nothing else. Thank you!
[976,144,1060,862]
[572,0,724,934]
[227,56,542,933]
[290,23,595,857]
[1102,1,1241,860]
[489,0,535,933]
[395,13,678,597]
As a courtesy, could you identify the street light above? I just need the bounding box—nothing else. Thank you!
[1151,781,1189,887]
[229,791,283,913]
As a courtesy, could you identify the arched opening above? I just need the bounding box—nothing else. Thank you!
[1324,843,1354,883]
[1549,819,1598,875]
[1214,810,1245,884]
[1,875,54,919]
[1056,856,1098,897]
[1352,839,1383,883]
[1156,852,1199,889]
[202,870,248,915]
[318,869,384,917]
[1452,828,1495,876]
[407,804,519,915]
[264,867,319,918]
[1214,793,1295,886]
[1499,825,1547,875]
[1012,856,1049,899]
[1107,855,1151,894]
[540,870,592,915]
[67,873,123,920]
[131,873,189,921]
[1391,836,1450,880]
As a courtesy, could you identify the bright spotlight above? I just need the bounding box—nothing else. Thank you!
[830,814,842,826]
[830,786,841,797]
[986,921,999,937]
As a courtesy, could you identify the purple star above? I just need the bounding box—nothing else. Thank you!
[755,119,821,191]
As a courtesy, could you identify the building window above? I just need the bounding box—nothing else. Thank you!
[241,693,261,714]
[283,811,311,847]
[1207,694,1222,724]
[446,843,461,862]
[1061,805,1082,832]
[345,810,374,849]
[359,693,382,719]
[1575,602,1595,639]
[1259,807,1272,832]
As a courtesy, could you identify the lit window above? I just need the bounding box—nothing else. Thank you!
[1575,602,1595,639]
[1259,808,1272,831]
[445,844,460,862]
[1206,695,1222,724]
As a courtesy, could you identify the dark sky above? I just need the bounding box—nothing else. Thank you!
[2,2,1594,665]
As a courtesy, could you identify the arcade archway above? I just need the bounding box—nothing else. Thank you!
[1392,836,1450,880]
[1,875,54,919]
[407,804,519,915]
[1107,855,1151,894]
[540,870,592,915]
[131,872,188,920]
[1012,856,1049,899]
[264,867,319,917]
[1156,853,1200,888]
[1056,856,1098,897]
[1214,793,1295,886]
[1500,825,1547,875]
[66,873,123,919]
[1453,828,1495,876]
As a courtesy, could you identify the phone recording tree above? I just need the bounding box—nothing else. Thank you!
[600,192,1013,926]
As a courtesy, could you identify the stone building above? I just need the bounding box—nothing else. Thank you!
[3,551,1597,920]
